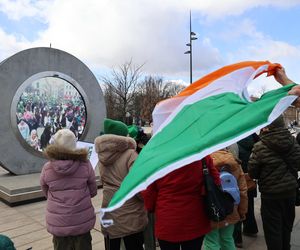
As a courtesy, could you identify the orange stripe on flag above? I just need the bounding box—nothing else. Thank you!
[177,61,281,98]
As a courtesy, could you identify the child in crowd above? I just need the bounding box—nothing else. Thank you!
[29,129,39,150]
[128,125,150,153]
[40,129,97,250]
[203,149,248,250]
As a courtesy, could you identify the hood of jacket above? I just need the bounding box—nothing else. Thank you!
[211,149,241,170]
[44,144,88,175]
[94,134,136,165]
[260,128,295,155]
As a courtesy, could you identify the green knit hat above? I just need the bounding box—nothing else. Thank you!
[128,125,139,139]
[104,118,128,136]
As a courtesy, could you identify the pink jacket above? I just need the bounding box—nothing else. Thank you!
[40,145,97,237]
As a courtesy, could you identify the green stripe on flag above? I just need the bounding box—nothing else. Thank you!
[108,84,295,208]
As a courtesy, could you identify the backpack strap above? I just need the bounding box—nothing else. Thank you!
[202,158,209,175]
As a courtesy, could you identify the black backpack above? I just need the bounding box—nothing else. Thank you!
[202,159,234,222]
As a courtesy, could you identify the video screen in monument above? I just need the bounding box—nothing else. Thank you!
[16,77,87,151]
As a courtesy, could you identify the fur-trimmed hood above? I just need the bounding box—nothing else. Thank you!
[94,134,136,165]
[44,144,88,161]
[43,145,89,175]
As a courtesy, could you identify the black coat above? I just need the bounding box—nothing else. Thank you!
[237,134,259,172]
[40,131,51,150]
[248,128,300,199]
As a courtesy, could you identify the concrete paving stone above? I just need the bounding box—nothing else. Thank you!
[91,229,104,244]
[291,219,300,248]
[243,235,266,249]
[12,228,50,248]
[4,222,44,238]
[30,214,46,227]
[14,200,46,212]
[94,212,102,231]
[0,207,19,216]
[0,217,34,232]
[17,235,53,250]
[92,241,106,250]
[0,212,28,225]
[20,206,46,217]
[92,198,102,210]
[294,209,300,225]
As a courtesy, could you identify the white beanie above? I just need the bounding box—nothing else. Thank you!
[53,129,76,151]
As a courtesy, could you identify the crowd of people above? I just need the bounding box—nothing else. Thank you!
[2,68,300,250]
[16,92,86,151]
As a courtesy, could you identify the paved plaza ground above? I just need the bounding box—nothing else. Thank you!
[1,177,300,249]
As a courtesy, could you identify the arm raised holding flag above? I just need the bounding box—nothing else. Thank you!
[274,67,300,107]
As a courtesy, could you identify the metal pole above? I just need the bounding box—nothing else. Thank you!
[190,10,192,84]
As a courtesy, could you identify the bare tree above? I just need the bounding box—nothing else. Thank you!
[103,84,119,120]
[137,76,185,122]
[101,61,186,124]
[101,60,144,122]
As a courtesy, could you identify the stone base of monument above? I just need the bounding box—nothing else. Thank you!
[0,167,102,206]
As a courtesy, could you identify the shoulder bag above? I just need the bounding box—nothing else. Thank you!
[202,159,234,222]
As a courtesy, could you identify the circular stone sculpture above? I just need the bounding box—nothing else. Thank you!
[0,47,106,174]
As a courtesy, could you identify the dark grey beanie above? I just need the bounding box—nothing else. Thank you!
[267,116,285,130]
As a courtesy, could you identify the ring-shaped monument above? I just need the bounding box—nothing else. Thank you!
[0,47,106,175]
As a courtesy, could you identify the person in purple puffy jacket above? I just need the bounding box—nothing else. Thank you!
[40,128,97,250]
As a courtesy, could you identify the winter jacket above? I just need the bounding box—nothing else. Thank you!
[248,128,300,199]
[142,156,220,242]
[40,145,97,237]
[210,150,248,229]
[94,134,148,239]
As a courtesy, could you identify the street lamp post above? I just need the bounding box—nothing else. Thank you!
[184,10,198,84]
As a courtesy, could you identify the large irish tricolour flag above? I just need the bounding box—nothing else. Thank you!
[100,61,297,224]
